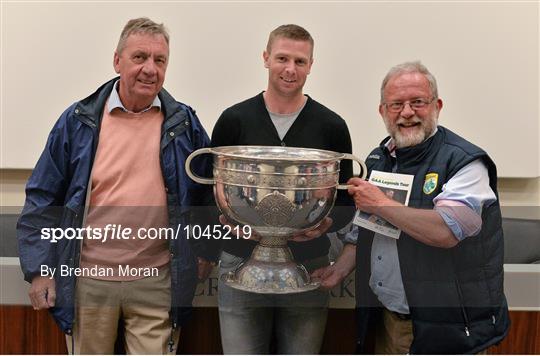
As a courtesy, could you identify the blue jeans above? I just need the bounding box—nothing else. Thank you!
[218,251,329,354]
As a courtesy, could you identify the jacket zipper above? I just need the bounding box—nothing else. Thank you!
[168,322,178,352]
[159,108,187,329]
[160,108,182,254]
[455,279,471,337]
[70,107,101,336]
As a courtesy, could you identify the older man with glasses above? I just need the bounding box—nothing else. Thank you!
[316,61,510,354]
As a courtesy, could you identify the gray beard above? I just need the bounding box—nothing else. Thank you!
[384,115,438,149]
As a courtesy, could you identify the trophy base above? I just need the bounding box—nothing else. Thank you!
[221,245,321,294]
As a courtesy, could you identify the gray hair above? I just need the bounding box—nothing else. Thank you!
[116,17,169,54]
[380,61,438,103]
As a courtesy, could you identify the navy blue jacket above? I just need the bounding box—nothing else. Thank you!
[17,78,214,333]
[355,126,509,354]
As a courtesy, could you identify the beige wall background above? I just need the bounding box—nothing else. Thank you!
[1,1,539,217]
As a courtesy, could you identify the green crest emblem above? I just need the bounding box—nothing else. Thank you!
[423,173,438,195]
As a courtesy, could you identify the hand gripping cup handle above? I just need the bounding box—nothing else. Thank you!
[185,147,214,185]
[337,153,368,190]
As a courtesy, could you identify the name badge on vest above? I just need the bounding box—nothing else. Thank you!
[423,173,438,195]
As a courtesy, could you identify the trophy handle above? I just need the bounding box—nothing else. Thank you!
[337,153,368,190]
[185,147,214,185]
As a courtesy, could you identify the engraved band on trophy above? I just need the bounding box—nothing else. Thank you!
[185,146,367,294]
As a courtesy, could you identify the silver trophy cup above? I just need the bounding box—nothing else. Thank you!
[185,146,366,294]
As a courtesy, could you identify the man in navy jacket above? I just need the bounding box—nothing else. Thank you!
[17,17,216,354]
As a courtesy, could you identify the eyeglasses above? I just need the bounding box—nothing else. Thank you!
[384,98,435,113]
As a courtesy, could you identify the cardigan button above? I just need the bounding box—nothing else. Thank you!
[281,142,286,147]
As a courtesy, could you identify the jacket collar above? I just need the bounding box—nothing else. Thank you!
[75,78,116,123]
[378,126,446,172]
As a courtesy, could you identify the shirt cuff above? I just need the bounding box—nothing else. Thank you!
[435,200,482,241]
